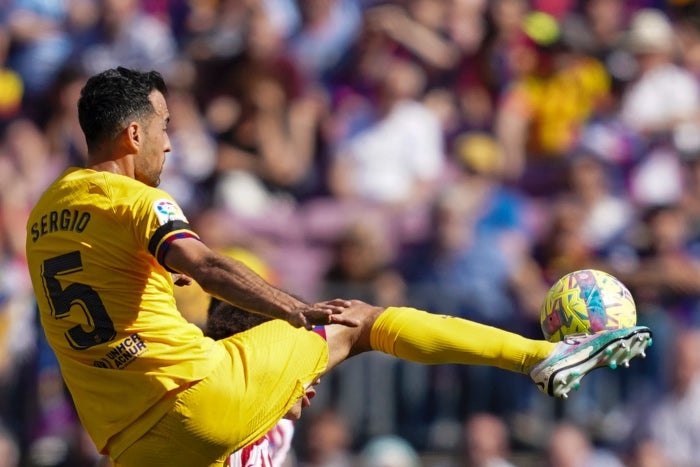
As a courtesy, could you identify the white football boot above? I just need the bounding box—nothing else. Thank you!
[530,326,653,398]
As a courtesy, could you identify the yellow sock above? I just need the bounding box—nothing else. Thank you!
[369,307,556,374]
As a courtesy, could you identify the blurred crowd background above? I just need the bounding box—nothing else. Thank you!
[2,0,700,465]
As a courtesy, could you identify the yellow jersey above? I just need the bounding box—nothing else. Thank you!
[25,167,221,453]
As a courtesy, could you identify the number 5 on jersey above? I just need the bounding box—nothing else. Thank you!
[41,250,117,350]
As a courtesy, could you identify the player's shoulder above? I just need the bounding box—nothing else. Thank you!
[34,167,182,223]
[100,171,166,198]
[49,168,167,201]
[79,171,176,215]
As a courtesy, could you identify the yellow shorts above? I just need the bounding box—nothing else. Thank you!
[112,320,328,467]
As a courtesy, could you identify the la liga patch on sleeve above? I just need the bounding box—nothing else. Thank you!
[153,199,188,226]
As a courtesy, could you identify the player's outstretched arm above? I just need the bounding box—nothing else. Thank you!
[164,237,358,328]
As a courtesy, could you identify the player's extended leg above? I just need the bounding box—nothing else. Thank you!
[324,302,653,399]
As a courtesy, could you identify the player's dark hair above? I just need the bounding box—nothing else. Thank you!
[78,67,168,152]
[205,297,273,340]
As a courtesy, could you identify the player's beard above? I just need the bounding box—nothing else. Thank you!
[136,168,160,187]
[135,157,163,187]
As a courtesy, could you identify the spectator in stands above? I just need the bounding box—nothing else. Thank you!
[624,437,671,467]
[286,0,363,82]
[0,25,23,129]
[613,203,700,329]
[42,66,88,166]
[619,9,699,147]
[493,11,612,193]
[564,152,633,254]
[297,409,353,467]
[4,0,73,101]
[620,9,700,207]
[480,0,532,94]
[675,8,700,79]
[679,155,700,242]
[157,59,217,215]
[358,435,421,467]
[546,422,624,467]
[327,57,445,243]
[321,220,404,307]
[399,167,539,328]
[208,5,325,212]
[80,0,178,76]
[460,412,516,467]
[0,424,19,467]
[533,195,599,284]
[559,0,631,90]
[361,1,461,86]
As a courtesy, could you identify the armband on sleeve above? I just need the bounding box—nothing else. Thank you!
[147,220,201,272]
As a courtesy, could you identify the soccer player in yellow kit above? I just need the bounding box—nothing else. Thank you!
[25,67,652,467]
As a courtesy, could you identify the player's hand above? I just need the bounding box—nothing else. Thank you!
[299,299,360,329]
[172,273,193,287]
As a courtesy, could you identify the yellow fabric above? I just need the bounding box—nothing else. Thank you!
[25,167,216,453]
[113,320,328,467]
[369,307,554,373]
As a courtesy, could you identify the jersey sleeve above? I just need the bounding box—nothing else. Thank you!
[129,188,201,272]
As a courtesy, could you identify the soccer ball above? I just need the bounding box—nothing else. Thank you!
[540,269,637,342]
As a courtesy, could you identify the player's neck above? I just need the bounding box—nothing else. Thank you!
[86,154,135,179]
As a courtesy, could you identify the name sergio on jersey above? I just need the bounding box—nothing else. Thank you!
[30,209,91,242]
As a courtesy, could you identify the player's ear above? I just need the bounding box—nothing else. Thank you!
[124,121,141,152]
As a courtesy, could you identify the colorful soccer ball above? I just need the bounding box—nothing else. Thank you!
[540,269,637,342]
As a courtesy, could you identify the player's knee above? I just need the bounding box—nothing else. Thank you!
[324,300,384,362]
[341,300,384,354]
[345,300,384,330]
